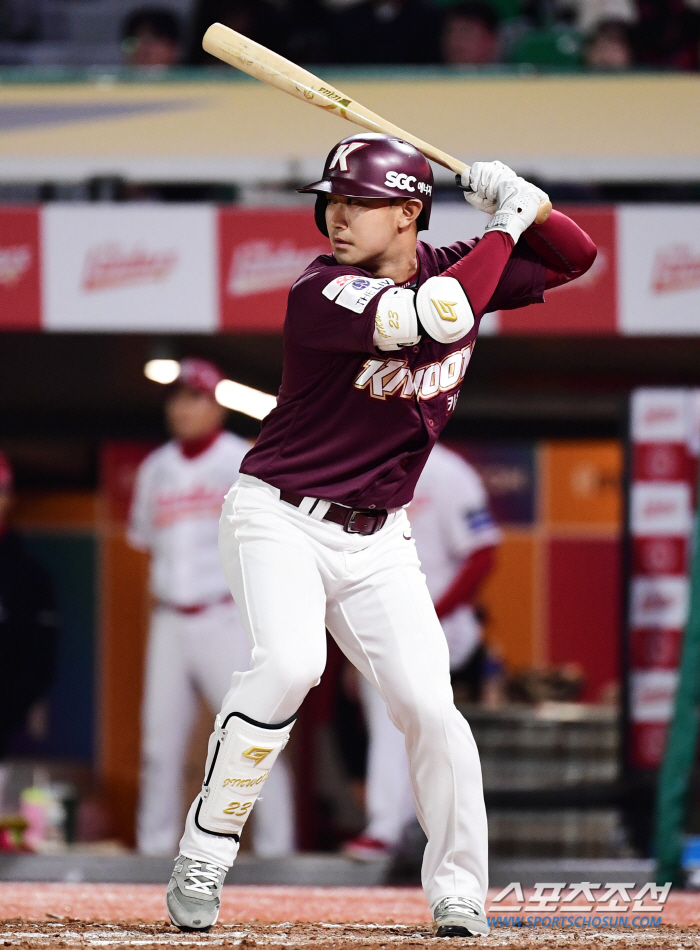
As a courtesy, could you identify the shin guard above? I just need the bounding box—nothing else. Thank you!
[195,711,295,838]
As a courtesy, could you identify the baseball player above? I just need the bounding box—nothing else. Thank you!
[166,136,596,936]
[129,358,295,859]
[345,442,501,860]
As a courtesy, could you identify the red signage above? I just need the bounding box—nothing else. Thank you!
[0,207,41,329]
[499,207,617,335]
[100,441,157,524]
[218,208,330,332]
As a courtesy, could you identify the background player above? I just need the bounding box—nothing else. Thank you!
[166,137,596,937]
[344,442,501,860]
[128,358,295,859]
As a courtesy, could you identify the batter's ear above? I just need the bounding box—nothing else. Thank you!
[400,198,423,231]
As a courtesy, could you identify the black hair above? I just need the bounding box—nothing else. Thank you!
[122,9,181,43]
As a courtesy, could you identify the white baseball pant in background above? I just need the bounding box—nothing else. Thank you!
[179,475,488,909]
[138,599,295,857]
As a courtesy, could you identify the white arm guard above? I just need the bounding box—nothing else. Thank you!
[373,287,421,351]
[416,275,475,345]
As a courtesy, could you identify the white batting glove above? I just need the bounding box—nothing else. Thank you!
[459,160,517,214]
[484,177,549,244]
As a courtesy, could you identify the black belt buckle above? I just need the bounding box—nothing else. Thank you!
[344,508,388,535]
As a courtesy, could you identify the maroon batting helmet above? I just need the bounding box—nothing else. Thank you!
[299,132,434,236]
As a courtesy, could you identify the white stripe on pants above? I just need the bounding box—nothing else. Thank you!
[138,599,295,857]
[180,475,488,909]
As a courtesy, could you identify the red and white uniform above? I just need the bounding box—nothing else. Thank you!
[129,431,295,857]
[360,443,501,849]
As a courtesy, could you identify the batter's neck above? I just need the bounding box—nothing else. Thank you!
[364,240,419,286]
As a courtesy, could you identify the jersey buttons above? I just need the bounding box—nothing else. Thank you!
[428,419,434,427]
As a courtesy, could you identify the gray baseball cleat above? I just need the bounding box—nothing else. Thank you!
[432,896,490,937]
[166,855,227,932]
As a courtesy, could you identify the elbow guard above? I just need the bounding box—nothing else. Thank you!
[416,275,475,345]
[373,287,421,351]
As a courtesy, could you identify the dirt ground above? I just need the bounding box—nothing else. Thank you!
[1,885,699,949]
[1,919,698,949]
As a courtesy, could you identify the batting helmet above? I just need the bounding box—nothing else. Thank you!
[298,132,434,237]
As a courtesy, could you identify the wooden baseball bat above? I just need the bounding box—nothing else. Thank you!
[202,22,551,224]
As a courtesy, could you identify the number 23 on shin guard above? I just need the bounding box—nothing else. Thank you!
[196,712,295,836]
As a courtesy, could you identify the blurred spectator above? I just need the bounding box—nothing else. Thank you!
[635,0,699,70]
[329,0,440,64]
[188,0,290,65]
[440,0,501,64]
[0,452,58,759]
[575,0,635,32]
[584,19,634,68]
[122,9,182,67]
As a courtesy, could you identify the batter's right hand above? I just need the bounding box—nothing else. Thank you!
[484,177,549,244]
[459,161,517,214]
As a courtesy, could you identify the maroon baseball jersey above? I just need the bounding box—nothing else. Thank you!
[241,238,546,509]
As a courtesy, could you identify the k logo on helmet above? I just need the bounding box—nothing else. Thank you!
[328,142,368,172]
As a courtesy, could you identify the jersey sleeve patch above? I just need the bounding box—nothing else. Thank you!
[322,274,358,301]
[330,276,394,313]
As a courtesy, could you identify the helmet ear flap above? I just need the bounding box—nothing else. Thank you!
[314,194,329,237]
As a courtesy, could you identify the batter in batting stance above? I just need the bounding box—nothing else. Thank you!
[167,134,596,936]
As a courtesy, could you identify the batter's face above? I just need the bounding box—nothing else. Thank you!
[165,387,226,441]
[325,195,422,273]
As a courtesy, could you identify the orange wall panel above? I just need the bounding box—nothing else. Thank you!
[480,530,538,672]
[12,490,97,530]
[543,440,623,530]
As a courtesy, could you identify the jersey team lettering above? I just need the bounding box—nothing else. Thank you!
[354,343,474,401]
[322,274,394,313]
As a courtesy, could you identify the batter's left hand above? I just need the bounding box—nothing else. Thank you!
[458,161,517,214]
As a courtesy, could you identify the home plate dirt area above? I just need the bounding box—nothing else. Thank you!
[2,885,700,949]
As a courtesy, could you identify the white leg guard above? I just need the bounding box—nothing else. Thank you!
[195,711,295,839]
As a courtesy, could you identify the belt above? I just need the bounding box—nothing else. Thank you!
[280,490,390,536]
[160,594,233,616]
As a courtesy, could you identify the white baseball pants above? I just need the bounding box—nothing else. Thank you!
[360,608,483,847]
[137,600,295,857]
[180,475,488,909]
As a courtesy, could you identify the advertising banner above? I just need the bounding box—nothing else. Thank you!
[42,205,218,331]
[627,388,696,769]
[218,208,328,332]
[500,208,617,334]
[0,206,41,329]
[619,207,700,335]
[3,202,700,333]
